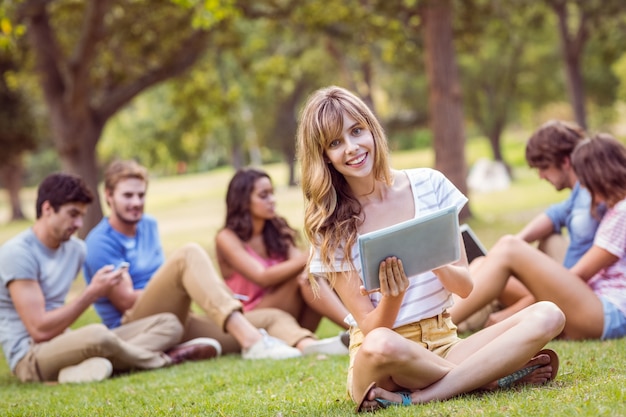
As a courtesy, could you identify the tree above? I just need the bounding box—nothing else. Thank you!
[455,0,562,169]
[420,0,470,218]
[14,0,228,235]
[545,0,626,130]
[0,19,37,221]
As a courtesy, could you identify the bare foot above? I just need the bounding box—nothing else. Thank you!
[513,352,554,385]
[483,349,558,391]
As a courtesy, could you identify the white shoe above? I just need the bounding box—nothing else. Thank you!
[58,357,113,384]
[302,335,349,356]
[242,329,302,360]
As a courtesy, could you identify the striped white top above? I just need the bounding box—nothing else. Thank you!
[588,197,626,315]
[310,168,468,328]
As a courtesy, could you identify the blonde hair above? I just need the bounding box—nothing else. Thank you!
[296,86,392,283]
[104,160,149,193]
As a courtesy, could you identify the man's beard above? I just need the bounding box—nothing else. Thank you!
[115,208,142,226]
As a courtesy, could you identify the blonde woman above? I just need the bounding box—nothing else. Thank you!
[296,85,564,412]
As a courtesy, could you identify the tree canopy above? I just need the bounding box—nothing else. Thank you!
[2,0,626,231]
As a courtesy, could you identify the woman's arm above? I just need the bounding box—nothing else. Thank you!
[216,228,306,287]
[433,235,473,298]
[332,257,408,335]
[569,245,618,281]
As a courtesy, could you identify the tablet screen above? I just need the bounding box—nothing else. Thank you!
[358,206,460,290]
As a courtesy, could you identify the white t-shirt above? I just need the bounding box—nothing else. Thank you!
[309,168,468,328]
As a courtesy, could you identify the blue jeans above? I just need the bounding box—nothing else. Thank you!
[600,297,626,340]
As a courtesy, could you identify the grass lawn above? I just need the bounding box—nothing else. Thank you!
[1,141,625,416]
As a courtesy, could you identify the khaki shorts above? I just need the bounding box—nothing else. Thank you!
[346,312,461,400]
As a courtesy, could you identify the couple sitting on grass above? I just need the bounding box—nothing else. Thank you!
[0,160,350,384]
[296,86,626,412]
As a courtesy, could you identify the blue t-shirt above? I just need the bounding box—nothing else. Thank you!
[0,229,85,371]
[545,182,603,268]
[83,215,164,328]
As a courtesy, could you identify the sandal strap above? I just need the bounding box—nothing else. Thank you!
[497,364,542,388]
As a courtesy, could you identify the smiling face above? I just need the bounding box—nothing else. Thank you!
[106,178,147,226]
[324,112,375,180]
[249,176,276,221]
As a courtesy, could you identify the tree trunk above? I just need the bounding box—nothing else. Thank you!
[0,155,27,221]
[230,124,245,170]
[421,0,470,219]
[52,114,104,238]
[272,80,308,186]
[21,1,212,236]
[553,1,588,129]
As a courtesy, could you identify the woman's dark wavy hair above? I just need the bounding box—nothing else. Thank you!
[223,168,297,259]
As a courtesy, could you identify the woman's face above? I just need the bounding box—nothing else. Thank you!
[249,176,276,220]
[324,112,375,180]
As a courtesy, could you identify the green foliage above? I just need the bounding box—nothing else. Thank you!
[5,0,626,186]
[0,36,38,166]
[391,128,433,151]
[613,53,626,103]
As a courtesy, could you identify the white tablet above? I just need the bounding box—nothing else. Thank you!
[358,205,460,290]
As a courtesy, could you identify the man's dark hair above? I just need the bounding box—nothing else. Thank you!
[525,120,586,169]
[36,173,94,218]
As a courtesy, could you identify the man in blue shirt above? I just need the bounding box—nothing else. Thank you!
[84,160,345,360]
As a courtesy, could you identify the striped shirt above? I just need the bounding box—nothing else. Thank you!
[309,168,468,328]
[588,197,626,316]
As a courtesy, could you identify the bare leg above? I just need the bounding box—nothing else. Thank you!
[538,233,568,264]
[223,312,263,350]
[354,301,564,408]
[300,275,350,330]
[485,278,535,327]
[451,235,604,339]
[253,273,350,331]
[254,278,305,320]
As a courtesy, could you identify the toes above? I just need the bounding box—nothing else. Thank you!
[529,353,551,367]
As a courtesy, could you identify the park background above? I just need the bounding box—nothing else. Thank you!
[1,0,626,415]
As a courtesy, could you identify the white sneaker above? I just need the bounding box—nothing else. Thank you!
[58,357,113,384]
[242,329,302,360]
[302,335,349,356]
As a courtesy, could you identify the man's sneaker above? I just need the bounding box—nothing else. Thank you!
[302,335,349,356]
[166,337,222,365]
[242,329,302,360]
[58,357,113,384]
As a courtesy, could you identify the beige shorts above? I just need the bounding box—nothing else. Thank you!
[346,312,461,400]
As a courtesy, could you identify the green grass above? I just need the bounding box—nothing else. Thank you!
[1,143,625,416]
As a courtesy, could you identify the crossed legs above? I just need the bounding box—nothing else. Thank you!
[353,301,564,408]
